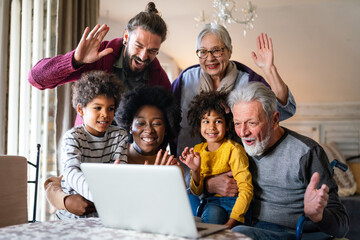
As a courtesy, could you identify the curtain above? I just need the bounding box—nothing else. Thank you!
[0,0,10,154]
[55,0,99,174]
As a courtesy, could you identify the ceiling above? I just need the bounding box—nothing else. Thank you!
[99,0,360,103]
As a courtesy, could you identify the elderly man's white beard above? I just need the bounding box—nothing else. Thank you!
[241,127,272,156]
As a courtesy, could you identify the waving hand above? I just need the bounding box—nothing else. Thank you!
[251,32,273,73]
[73,24,114,66]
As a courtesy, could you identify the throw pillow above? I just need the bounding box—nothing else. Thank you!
[321,142,357,197]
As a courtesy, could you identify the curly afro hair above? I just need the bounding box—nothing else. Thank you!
[72,71,124,109]
[187,91,235,142]
[115,85,181,145]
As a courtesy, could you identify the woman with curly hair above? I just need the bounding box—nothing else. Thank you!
[179,91,253,229]
[115,84,181,164]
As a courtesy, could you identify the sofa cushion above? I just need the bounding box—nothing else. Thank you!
[321,142,357,197]
[347,155,360,194]
[341,194,360,239]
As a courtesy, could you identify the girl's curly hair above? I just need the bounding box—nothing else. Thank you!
[187,91,235,142]
[72,71,124,109]
[115,85,181,145]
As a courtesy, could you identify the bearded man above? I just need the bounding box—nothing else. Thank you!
[228,82,349,239]
[28,2,170,126]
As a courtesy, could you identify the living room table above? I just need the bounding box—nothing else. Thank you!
[0,217,252,240]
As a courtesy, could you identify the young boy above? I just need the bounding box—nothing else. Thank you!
[57,71,128,220]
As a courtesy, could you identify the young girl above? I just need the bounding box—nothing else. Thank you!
[180,91,253,229]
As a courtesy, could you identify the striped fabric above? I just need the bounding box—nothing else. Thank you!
[57,124,128,220]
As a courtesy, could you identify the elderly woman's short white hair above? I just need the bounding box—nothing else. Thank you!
[196,24,232,51]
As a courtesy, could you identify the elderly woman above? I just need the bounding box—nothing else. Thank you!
[44,85,181,217]
[172,24,296,206]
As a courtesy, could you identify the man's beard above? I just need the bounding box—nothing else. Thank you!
[123,47,151,77]
[241,127,272,157]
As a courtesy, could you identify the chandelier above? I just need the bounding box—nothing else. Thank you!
[195,0,257,36]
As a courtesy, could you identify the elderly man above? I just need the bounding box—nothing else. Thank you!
[227,82,349,239]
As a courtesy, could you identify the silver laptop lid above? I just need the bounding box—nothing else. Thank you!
[81,163,199,238]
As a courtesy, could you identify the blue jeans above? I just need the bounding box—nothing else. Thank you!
[232,221,332,240]
[188,193,201,216]
[232,221,296,240]
[201,196,237,224]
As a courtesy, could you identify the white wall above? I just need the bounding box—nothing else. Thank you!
[99,0,360,105]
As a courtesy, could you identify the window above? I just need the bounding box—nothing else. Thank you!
[2,0,58,221]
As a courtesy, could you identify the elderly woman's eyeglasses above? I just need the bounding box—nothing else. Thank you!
[196,47,225,59]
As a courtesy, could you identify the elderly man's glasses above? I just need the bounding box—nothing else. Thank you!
[196,47,225,59]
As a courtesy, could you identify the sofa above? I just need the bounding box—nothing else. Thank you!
[321,142,360,239]
[341,194,360,239]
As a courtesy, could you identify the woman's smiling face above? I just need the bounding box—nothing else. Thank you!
[130,105,166,155]
[198,33,231,80]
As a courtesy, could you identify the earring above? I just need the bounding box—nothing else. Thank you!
[123,40,127,45]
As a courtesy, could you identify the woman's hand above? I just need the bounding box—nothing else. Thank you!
[251,32,273,73]
[148,149,178,165]
[251,32,288,105]
[73,24,114,67]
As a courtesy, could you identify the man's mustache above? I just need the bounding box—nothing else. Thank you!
[132,55,150,65]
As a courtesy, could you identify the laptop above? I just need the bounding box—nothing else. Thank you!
[81,163,228,238]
